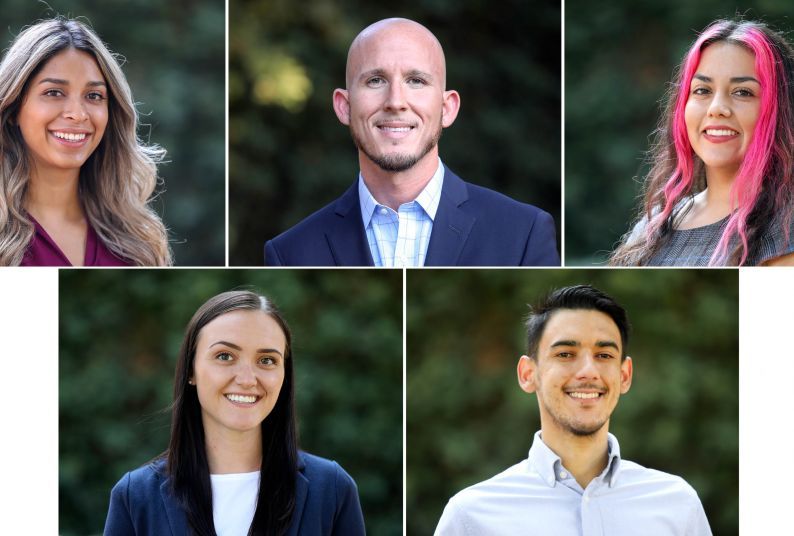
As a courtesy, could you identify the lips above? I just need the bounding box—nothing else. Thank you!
[376,121,415,139]
[224,393,260,405]
[702,125,739,143]
[564,387,605,401]
[50,130,91,144]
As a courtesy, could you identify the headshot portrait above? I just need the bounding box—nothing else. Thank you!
[229,1,561,266]
[59,269,402,535]
[407,269,738,535]
[565,1,793,266]
[1,2,224,266]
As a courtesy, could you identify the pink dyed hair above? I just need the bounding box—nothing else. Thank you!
[646,21,784,265]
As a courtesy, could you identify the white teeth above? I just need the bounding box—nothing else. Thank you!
[380,126,411,132]
[569,392,600,399]
[225,394,257,404]
[53,132,87,142]
[705,129,737,137]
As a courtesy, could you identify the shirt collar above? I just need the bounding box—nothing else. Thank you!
[527,430,623,488]
[358,157,445,228]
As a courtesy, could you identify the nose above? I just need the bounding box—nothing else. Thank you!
[234,363,257,388]
[384,81,408,112]
[707,91,732,118]
[575,353,600,380]
[63,96,89,122]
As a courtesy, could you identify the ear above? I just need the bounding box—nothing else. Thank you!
[620,356,633,394]
[332,88,351,126]
[440,89,461,128]
[517,355,538,394]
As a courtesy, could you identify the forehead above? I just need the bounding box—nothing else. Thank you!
[197,309,286,352]
[538,309,622,351]
[696,41,756,76]
[33,47,104,80]
[347,24,444,80]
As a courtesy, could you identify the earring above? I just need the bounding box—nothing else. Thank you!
[188,379,195,385]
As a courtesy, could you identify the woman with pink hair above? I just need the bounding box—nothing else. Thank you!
[611,19,794,266]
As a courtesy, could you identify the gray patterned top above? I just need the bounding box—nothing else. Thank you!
[646,213,794,266]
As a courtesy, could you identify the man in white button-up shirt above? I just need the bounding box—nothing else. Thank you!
[435,285,712,535]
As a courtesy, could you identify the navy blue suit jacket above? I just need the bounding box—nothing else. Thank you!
[264,167,559,266]
[103,452,365,535]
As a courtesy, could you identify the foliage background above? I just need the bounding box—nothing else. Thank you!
[565,0,794,264]
[407,269,738,535]
[229,0,561,265]
[59,269,402,536]
[3,1,225,265]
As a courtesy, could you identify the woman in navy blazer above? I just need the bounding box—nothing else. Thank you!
[103,290,366,535]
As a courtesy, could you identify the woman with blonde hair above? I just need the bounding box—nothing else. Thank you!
[611,19,794,266]
[0,18,171,266]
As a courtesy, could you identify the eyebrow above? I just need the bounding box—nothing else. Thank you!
[550,340,620,351]
[209,340,283,356]
[693,74,760,84]
[37,77,107,87]
[358,68,434,83]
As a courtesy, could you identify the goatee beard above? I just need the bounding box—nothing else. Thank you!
[351,122,442,172]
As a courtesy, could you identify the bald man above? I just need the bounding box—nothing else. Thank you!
[264,18,559,267]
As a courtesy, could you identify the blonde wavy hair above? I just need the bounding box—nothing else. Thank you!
[0,18,171,266]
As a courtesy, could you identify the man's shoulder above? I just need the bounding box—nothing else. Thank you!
[463,182,544,213]
[446,458,533,506]
[271,198,344,243]
[617,458,701,499]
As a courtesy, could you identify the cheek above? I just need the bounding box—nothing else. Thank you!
[93,108,110,136]
[684,101,700,136]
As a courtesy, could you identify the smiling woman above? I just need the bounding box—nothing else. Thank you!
[610,19,794,266]
[0,18,171,266]
[103,290,366,536]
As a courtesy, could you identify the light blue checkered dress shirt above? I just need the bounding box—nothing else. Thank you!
[358,160,444,267]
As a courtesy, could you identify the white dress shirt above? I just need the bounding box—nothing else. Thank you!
[435,431,712,536]
[358,158,444,267]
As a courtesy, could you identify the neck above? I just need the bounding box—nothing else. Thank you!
[359,152,440,210]
[204,426,262,474]
[25,168,83,223]
[703,167,737,208]
[540,422,610,489]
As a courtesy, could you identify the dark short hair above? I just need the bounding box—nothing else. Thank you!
[525,285,630,360]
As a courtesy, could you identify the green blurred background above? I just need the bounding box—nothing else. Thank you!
[229,0,561,265]
[3,1,225,265]
[565,0,794,265]
[407,269,738,535]
[60,269,402,535]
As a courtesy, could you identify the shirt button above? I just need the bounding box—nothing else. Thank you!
[559,471,567,479]
[379,207,388,215]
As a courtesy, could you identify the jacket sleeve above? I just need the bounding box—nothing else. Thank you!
[103,472,136,536]
[521,209,560,266]
[264,240,284,266]
[331,463,366,536]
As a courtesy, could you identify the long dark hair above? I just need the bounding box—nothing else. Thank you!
[611,19,794,265]
[167,290,298,535]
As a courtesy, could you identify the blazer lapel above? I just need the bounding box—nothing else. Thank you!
[287,455,310,536]
[159,479,188,535]
[325,182,375,266]
[425,167,475,266]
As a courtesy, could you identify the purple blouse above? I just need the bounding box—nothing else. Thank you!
[21,218,132,267]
